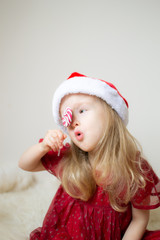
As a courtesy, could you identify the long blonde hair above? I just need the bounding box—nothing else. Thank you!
[57,100,147,212]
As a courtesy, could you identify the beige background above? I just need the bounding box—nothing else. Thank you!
[1,0,160,176]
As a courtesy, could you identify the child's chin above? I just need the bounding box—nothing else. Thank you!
[79,146,93,153]
[75,141,95,152]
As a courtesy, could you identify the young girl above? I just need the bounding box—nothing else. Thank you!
[19,72,160,240]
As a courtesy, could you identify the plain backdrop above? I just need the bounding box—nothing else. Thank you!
[1,0,160,176]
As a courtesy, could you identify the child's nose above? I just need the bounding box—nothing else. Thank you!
[71,116,79,128]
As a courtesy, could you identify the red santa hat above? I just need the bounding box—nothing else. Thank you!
[52,72,129,131]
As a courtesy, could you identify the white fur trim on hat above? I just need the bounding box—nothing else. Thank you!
[52,73,129,132]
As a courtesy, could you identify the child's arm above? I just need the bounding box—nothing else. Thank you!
[122,205,149,240]
[18,130,67,172]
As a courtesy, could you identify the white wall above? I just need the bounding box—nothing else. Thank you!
[1,0,160,176]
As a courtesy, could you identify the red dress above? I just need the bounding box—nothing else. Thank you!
[30,143,160,240]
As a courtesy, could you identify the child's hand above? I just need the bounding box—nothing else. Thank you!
[41,130,67,153]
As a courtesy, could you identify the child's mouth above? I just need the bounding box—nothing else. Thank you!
[75,131,84,141]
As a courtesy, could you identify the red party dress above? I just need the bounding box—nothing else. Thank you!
[30,143,160,240]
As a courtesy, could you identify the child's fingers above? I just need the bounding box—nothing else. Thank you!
[44,129,67,152]
[43,133,58,151]
[46,137,59,152]
[50,134,64,151]
[51,130,67,147]
[50,133,62,149]
[49,135,62,151]
[54,130,67,141]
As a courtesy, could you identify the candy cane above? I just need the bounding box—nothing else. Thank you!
[62,107,72,127]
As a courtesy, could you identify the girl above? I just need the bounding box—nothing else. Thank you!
[19,72,160,240]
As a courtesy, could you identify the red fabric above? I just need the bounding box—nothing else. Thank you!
[67,72,87,79]
[131,159,160,210]
[30,142,160,240]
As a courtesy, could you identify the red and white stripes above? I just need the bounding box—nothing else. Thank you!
[62,107,72,127]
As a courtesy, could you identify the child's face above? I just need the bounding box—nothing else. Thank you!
[60,94,107,153]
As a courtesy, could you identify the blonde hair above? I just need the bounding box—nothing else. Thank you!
[57,100,147,212]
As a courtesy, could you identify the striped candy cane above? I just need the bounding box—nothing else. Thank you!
[62,107,72,127]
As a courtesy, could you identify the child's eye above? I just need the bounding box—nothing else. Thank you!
[79,109,86,114]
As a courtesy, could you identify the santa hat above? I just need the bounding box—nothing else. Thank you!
[52,72,129,131]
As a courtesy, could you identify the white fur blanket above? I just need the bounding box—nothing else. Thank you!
[0,164,159,240]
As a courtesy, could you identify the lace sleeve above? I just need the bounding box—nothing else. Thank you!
[131,159,160,210]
